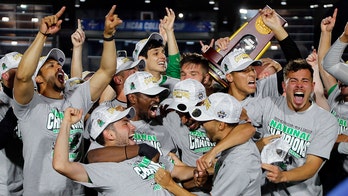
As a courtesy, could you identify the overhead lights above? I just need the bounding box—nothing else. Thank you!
[239,9,247,14]
[209,0,215,5]
[213,3,219,11]
[31,18,39,22]
[2,17,9,22]
[281,0,287,6]
[310,4,318,8]
[145,0,151,3]
[323,4,333,8]
[178,13,184,19]
[20,4,27,9]
[270,45,278,50]
[75,0,80,8]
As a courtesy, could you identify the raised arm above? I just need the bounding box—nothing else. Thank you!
[306,49,330,111]
[52,107,88,182]
[89,5,122,102]
[160,7,181,78]
[323,15,348,84]
[70,19,85,79]
[260,8,302,62]
[318,8,338,91]
[14,7,65,104]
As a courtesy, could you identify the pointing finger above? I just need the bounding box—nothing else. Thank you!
[55,6,66,18]
[106,5,116,18]
[77,19,82,29]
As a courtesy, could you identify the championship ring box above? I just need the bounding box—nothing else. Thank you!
[203,5,287,88]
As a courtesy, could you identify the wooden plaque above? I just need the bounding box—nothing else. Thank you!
[203,5,287,88]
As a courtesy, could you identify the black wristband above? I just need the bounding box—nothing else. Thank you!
[39,31,50,37]
[103,35,115,41]
[138,143,159,160]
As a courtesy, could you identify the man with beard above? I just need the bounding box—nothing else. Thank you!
[53,106,173,195]
[87,71,206,188]
[245,59,337,195]
[12,5,122,195]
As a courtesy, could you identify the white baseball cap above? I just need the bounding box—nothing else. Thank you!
[0,52,22,79]
[167,79,207,113]
[221,49,261,76]
[35,48,65,76]
[132,32,163,60]
[190,92,242,124]
[116,57,145,75]
[124,71,169,96]
[90,105,135,140]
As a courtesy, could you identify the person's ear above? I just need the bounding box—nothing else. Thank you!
[128,94,137,105]
[203,73,211,85]
[225,73,233,83]
[35,75,43,84]
[218,121,226,131]
[1,72,9,81]
[114,75,123,85]
[103,129,114,140]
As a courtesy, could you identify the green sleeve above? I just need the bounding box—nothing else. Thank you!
[327,83,338,97]
[166,53,181,79]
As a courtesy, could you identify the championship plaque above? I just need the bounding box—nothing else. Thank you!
[203,5,287,88]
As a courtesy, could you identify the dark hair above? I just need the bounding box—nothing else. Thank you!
[283,59,314,81]
[95,132,105,146]
[138,39,164,58]
[180,53,210,74]
[95,123,114,146]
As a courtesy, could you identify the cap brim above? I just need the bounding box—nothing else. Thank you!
[232,60,262,72]
[140,33,164,54]
[45,48,65,67]
[135,59,146,71]
[36,48,65,76]
[141,86,169,96]
[167,100,196,113]
[116,107,135,121]
[116,61,134,74]
[148,32,163,44]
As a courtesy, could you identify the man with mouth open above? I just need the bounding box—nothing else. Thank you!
[87,71,173,162]
[243,59,338,195]
[53,106,174,195]
[12,5,122,195]
[87,71,204,187]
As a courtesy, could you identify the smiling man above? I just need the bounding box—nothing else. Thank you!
[53,106,174,195]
